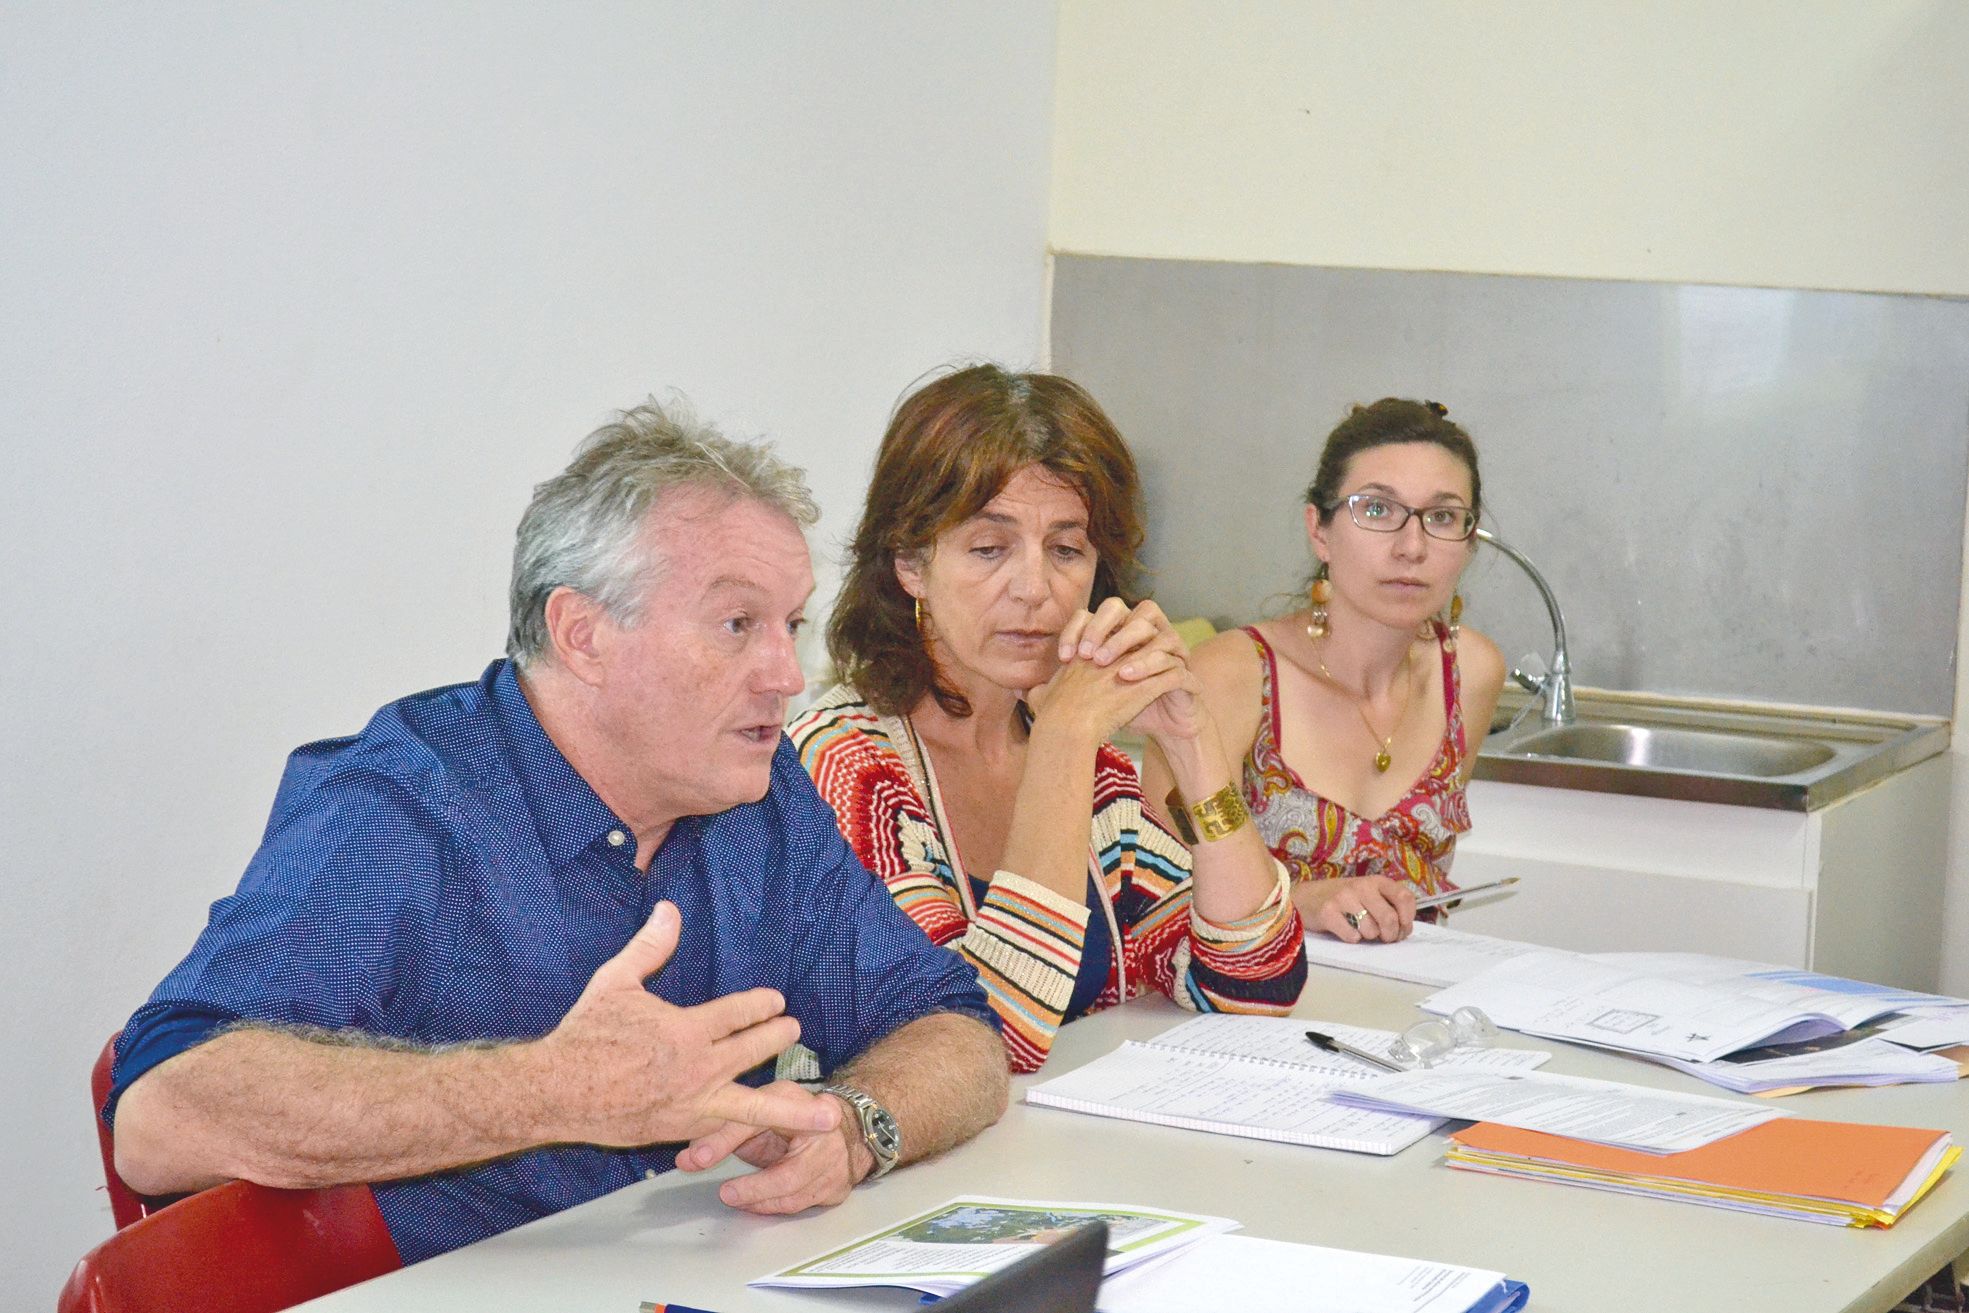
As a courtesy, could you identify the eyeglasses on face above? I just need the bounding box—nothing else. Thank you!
[1334,492,1478,541]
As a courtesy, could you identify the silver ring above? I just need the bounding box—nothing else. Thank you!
[1345,910,1365,930]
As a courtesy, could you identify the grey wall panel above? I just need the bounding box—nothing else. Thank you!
[1050,256,1969,716]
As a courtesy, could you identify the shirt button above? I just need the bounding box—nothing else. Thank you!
[607,830,627,848]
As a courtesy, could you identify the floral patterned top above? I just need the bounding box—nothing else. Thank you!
[1239,623,1470,903]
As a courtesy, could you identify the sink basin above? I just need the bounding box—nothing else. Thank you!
[1507,723,1837,778]
[1475,689,1947,810]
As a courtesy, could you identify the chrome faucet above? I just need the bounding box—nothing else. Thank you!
[1475,528,1574,727]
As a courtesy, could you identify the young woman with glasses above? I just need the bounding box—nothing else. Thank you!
[1144,399,1508,946]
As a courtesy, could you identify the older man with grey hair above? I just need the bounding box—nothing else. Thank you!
[105,399,1007,1265]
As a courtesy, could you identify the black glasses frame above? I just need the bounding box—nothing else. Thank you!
[1334,492,1479,542]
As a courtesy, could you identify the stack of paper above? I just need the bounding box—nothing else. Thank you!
[1023,1015,1550,1156]
[752,1196,1236,1298]
[1096,1234,1529,1313]
[1655,1034,1962,1095]
[1445,1118,1958,1227]
[1421,951,1932,1063]
[1329,1069,1783,1152]
[1301,921,1547,987]
[1880,1013,1969,1050]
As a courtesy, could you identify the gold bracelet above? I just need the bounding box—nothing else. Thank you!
[1186,782,1250,842]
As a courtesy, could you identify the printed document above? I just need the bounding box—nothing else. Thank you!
[1882,1014,1969,1050]
[1421,950,1910,1062]
[1302,920,1549,987]
[1596,953,1968,1016]
[751,1196,1234,1297]
[1327,1068,1784,1153]
[1659,1034,1962,1094]
[1097,1233,1527,1313]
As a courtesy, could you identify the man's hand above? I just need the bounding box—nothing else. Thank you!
[675,1084,872,1215]
[526,902,842,1148]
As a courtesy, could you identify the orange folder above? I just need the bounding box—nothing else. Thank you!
[1450,1118,1953,1216]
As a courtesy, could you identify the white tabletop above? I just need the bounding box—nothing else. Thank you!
[298,964,1969,1312]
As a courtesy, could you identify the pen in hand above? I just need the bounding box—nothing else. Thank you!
[1305,1029,1407,1073]
[1412,876,1519,913]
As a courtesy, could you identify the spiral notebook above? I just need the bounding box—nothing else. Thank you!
[1024,1016,1548,1156]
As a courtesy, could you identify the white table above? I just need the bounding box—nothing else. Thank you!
[298,963,1969,1312]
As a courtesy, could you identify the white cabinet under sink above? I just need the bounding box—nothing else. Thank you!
[1448,754,1952,990]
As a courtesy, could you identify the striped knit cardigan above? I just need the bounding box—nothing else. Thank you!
[790,684,1308,1073]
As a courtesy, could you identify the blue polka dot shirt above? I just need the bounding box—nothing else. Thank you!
[109,660,994,1264]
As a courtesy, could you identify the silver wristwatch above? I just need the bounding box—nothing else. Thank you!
[822,1083,902,1179]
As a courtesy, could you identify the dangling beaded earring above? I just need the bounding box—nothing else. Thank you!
[1423,592,1464,649]
[1305,567,1333,642]
[1417,594,1464,645]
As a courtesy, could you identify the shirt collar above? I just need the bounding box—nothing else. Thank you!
[483,659,631,870]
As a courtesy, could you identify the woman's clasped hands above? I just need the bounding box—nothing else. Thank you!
[1025,598,1203,747]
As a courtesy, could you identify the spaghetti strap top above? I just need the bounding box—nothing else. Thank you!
[1240,623,1472,901]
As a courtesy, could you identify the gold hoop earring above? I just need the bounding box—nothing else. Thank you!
[1305,569,1332,642]
[913,596,928,637]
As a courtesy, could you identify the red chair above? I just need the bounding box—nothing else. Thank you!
[57,1178,401,1313]
[91,1034,152,1230]
[71,1032,402,1311]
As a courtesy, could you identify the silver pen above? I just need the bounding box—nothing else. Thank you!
[1413,876,1520,912]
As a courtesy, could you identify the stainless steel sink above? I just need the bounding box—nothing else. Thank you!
[1476,689,1947,810]
[1506,723,1837,778]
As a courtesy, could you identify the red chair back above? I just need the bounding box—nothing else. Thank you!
[91,1034,152,1230]
[58,1178,401,1313]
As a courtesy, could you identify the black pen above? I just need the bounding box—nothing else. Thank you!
[1305,1029,1406,1073]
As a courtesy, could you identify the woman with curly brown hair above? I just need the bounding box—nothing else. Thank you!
[790,365,1306,1072]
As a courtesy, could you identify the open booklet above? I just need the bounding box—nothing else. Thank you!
[1421,949,1965,1064]
[1023,1014,1551,1157]
[750,1196,1236,1298]
[756,1195,1531,1313]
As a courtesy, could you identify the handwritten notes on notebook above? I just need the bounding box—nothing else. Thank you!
[1023,1015,1550,1156]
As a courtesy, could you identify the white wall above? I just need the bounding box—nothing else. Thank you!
[1,2,1056,1292]
[1053,0,1969,295]
[1049,0,1969,990]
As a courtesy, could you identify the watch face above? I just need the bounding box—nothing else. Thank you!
[867,1106,902,1159]
[829,1086,901,1171]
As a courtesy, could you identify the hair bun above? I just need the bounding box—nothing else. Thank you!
[1425,400,1449,417]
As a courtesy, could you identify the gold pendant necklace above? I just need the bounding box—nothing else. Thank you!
[1317,646,1412,774]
